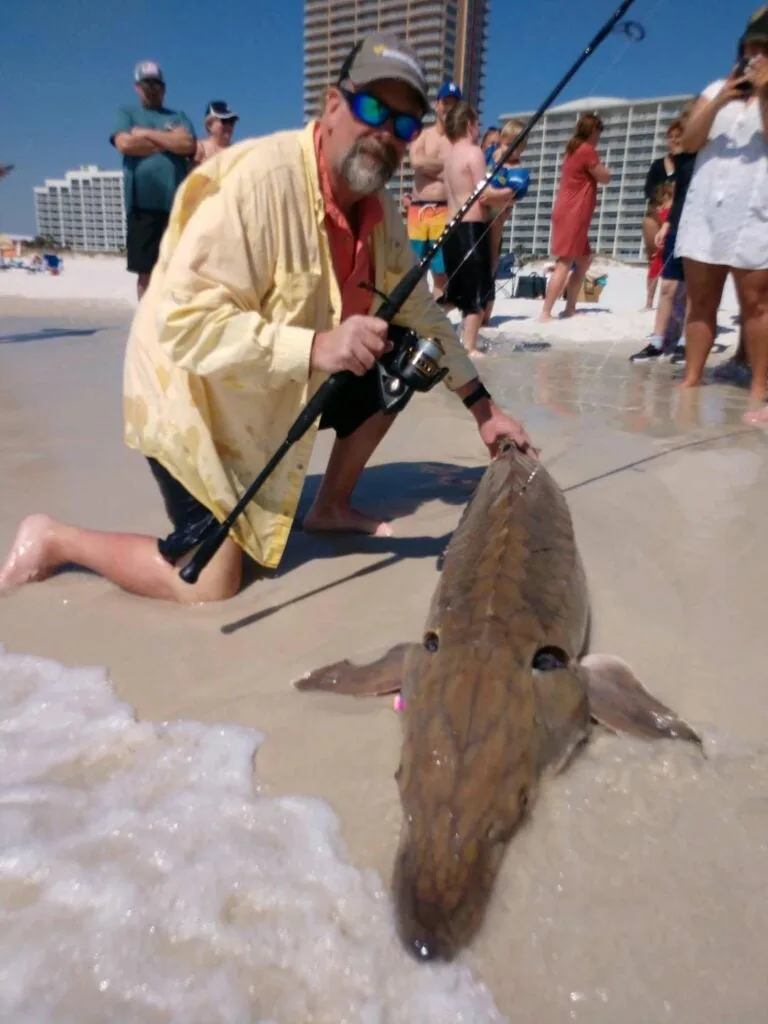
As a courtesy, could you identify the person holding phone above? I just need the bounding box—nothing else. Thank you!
[674,6,768,425]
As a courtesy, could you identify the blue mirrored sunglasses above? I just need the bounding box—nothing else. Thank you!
[340,88,423,143]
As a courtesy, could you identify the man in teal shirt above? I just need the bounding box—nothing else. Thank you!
[111,60,196,298]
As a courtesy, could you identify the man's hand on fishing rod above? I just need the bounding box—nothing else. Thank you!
[456,379,538,459]
[311,315,394,377]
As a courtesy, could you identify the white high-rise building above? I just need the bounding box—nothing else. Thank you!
[498,94,693,262]
[34,165,126,252]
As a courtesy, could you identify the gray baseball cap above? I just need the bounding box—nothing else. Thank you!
[338,33,430,114]
[134,60,164,84]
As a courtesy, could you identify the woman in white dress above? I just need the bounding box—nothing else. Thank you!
[675,6,768,425]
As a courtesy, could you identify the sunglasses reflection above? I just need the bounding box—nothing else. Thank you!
[340,88,423,142]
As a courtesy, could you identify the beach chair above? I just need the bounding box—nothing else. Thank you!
[43,253,63,275]
[494,252,517,299]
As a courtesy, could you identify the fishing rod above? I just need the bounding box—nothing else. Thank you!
[179,0,643,585]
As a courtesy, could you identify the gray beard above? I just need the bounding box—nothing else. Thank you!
[338,138,399,195]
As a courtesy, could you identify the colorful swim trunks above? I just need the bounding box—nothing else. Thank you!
[407,200,448,275]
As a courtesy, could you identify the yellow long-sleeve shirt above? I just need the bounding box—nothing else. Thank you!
[123,120,478,570]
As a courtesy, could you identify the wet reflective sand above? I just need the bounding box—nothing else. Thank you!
[1,309,767,1022]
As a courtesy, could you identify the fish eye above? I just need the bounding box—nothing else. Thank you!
[423,630,440,653]
[532,646,569,672]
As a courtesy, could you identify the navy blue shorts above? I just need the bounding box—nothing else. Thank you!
[661,229,685,283]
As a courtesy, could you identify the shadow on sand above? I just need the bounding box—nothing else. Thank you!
[0,327,108,344]
[222,458,485,634]
[486,314,532,326]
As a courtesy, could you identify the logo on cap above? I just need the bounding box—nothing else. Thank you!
[372,43,425,77]
[135,60,164,83]
[437,80,462,101]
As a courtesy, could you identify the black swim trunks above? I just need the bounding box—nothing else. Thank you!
[147,457,215,565]
[147,366,409,563]
[126,207,170,276]
[441,222,494,316]
[318,361,413,438]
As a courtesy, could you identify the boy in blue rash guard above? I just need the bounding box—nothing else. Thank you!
[483,119,531,322]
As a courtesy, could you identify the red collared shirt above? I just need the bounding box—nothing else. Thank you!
[314,124,383,319]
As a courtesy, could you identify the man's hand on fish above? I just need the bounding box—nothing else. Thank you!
[478,410,537,458]
[474,400,537,457]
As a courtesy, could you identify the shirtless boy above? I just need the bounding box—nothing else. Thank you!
[441,102,520,356]
[407,80,461,298]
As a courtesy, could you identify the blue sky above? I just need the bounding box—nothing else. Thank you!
[0,0,758,235]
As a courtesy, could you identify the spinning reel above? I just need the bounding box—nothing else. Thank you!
[378,323,449,414]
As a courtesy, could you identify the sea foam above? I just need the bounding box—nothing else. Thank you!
[0,645,504,1023]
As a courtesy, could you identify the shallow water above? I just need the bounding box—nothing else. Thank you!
[483,341,752,439]
[0,646,503,1023]
[5,645,768,1024]
[471,724,768,1023]
[2,314,768,1023]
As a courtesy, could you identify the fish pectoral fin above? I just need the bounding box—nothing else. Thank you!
[580,653,702,746]
[292,643,415,697]
[533,667,592,777]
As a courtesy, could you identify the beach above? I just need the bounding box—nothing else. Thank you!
[0,251,741,343]
[1,272,768,1023]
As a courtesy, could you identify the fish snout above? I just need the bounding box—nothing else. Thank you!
[395,893,461,963]
[405,930,456,963]
[392,848,476,963]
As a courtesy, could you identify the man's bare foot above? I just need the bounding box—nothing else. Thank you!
[538,312,554,323]
[676,378,703,390]
[468,349,485,360]
[0,514,58,591]
[302,504,394,537]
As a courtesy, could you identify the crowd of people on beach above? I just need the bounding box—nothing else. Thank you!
[0,8,766,604]
[627,8,768,431]
[398,3,767,424]
[109,60,241,300]
[534,5,768,427]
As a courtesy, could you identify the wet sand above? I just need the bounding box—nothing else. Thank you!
[2,301,768,1021]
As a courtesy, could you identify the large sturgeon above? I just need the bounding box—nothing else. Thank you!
[294,442,701,962]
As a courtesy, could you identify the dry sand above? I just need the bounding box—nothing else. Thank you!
[0,253,740,346]
[1,297,768,1022]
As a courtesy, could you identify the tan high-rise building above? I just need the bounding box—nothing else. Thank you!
[303,0,490,202]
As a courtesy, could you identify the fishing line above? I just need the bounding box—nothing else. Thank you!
[429,6,652,320]
[177,0,646,585]
[563,428,758,494]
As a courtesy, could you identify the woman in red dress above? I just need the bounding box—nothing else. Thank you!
[540,113,611,321]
